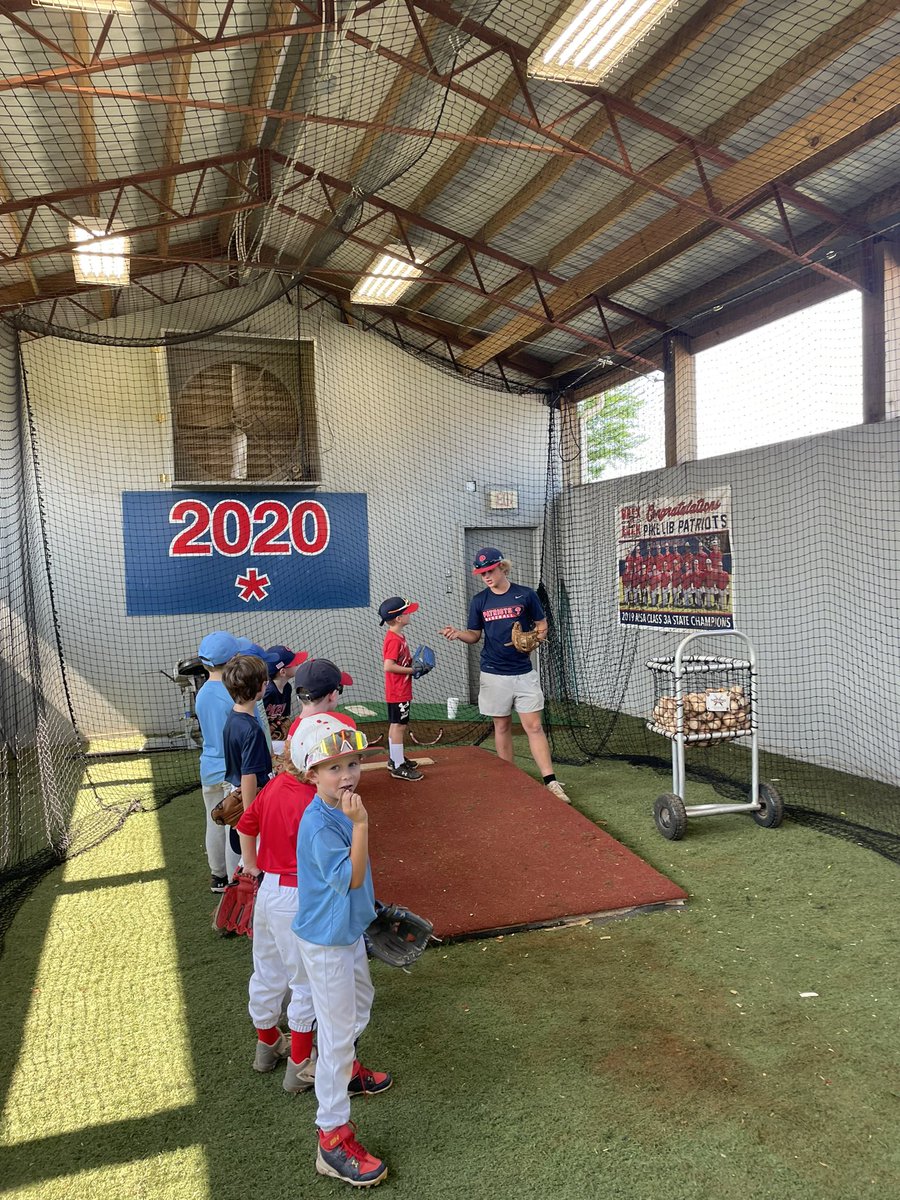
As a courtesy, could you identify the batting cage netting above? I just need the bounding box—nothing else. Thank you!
[2,0,900,945]
[2,271,899,950]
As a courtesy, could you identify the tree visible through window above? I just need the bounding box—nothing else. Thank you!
[578,371,665,482]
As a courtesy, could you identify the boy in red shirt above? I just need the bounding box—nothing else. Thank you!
[379,596,424,782]
[237,657,364,1095]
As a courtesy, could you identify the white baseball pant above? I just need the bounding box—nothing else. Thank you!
[201,782,241,878]
[249,875,316,1032]
[296,935,374,1130]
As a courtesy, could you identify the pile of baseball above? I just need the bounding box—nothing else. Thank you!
[651,685,750,737]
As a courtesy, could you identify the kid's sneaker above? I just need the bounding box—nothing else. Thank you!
[316,1122,387,1188]
[252,1031,289,1072]
[283,1052,316,1093]
[348,1060,393,1097]
[210,874,228,892]
[389,760,424,781]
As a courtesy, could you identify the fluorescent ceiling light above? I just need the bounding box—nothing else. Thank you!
[350,248,423,307]
[529,0,679,83]
[34,0,132,13]
[70,219,130,286]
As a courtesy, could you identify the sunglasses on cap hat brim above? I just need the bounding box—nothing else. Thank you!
[306,728,382,768]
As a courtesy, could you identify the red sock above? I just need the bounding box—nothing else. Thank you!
[257,1026,281,1045]
[291,1030,314,1063]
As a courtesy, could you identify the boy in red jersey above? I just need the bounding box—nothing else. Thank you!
[379,596,424,782]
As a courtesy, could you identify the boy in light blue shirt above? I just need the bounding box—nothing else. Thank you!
[291,714,392,1189]
[195,630,241,891]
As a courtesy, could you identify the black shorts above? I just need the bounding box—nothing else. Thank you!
[386,701,411,725]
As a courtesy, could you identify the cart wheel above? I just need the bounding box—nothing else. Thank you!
[752,782,784,828]
[654,793,687,840]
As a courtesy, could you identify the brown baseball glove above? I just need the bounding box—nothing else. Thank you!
[509,621,541,653]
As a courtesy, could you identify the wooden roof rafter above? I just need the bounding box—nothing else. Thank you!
[448,0,893,338]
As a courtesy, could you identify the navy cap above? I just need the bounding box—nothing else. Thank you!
[198,630,240,666]
[266,645,309,677]
[294,658,354,701]
[472,547,504,574]
[378,596,420,626]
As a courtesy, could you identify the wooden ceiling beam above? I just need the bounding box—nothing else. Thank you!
[217,0,298,249]
[459,54,900,369]
[410,0,745,313]
[157,1,201,259]
[0,13,336,94]
[453,0,893,337]
[0,235,213,310]
[549,179,900,386]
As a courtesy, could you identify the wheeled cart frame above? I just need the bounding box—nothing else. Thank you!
[646,630,783,840]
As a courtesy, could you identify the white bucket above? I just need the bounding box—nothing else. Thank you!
[446,697,459,720]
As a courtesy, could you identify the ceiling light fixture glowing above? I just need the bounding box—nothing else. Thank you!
[35,0,132,13]
[350,249,423,307]
[530,0,679,84]
[70,219,130,286]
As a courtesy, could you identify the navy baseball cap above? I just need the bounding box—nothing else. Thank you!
[266,645,309,676]
[378,596,420,626]
[198,630,240,666]
[472,547,504,573]
[294,658,354,700]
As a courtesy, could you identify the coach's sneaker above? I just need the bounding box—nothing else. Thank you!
[253,1031,289,1073]
[546,780,571,804]
[283,1052,316,1094]
[316,1122,387,1188]
[210,874,228,893]
[348,1060,393,1097]
[389,760,424,782]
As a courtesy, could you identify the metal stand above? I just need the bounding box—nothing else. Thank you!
[646,630,784,839]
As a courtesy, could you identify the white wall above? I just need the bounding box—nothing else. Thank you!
[20,297,549,737]
[557,421,900,784]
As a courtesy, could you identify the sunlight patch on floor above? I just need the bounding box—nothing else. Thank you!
[1,808,197,1142]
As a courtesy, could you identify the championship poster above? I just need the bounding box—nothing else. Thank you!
[617,487,734,630]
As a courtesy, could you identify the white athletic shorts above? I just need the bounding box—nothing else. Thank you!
[478,669,544,717]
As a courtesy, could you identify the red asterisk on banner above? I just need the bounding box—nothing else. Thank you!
[235,568,271,603]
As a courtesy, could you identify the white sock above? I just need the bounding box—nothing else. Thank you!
[389,741,405,768]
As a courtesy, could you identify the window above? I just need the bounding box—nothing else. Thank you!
[694,292,863,458]
[167,336,319,485]
[578,371,665,482]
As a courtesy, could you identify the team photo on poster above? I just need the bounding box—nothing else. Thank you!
[617,487,734,630]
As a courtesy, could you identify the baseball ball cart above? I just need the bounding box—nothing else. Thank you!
[646,630,783,840]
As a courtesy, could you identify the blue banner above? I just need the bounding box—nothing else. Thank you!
[123,491,370,616]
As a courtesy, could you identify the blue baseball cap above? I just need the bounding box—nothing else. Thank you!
[198,631,240,667]
[472,547,504,574]
[233,637,280,671]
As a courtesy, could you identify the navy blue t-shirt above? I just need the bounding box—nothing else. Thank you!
[263,680,292,728]
[223,709,272,789]
[467,583,545,676]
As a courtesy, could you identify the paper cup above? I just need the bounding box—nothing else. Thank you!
[446,697,459,720]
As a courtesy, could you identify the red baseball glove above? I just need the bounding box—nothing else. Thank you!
[212,869,261,937]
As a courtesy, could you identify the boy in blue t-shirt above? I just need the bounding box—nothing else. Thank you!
[291,714,392,1189]
[195,630,241,891]
[223,655,273,816]
[440,546,570,802]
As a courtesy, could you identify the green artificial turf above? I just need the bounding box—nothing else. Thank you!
[0,747,897,1200]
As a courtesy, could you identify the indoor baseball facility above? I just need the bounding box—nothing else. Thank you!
[1,1,898,1197]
